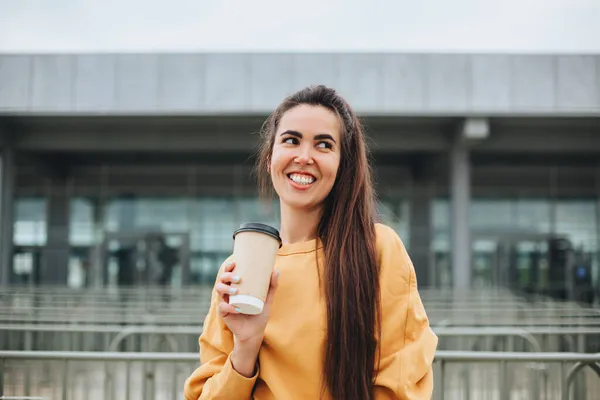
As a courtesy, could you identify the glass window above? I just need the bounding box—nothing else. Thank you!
[104,199,130,232]
[104,197,191,232]
[236,197,280,229]
[514,199,552,233]
[187,197,281,283]
[14,198,47,246]
[377,199,410,245]
[191,197,281,254]
[68,198,99,288]
[434,198,554,241]
[432,198,450,231]
[69,198,96,246]
[470,200,512,232]
[431,199,450,252]
[137,198,190,232]
[433,197,598,291]
[555,200,598,293]
[431,199,451,288]
[470,199,552,234]
[555,201,597,251]
[193,198,237,253]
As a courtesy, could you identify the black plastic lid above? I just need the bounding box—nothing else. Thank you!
[233,223,282,247]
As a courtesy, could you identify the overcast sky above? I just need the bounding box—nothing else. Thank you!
[1,0,599,53]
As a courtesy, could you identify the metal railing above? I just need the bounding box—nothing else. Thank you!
[1,286,599,398]
[2,287,599,327]
[1,351,598,400]
[433,351,600,400]
[3,324,600,353]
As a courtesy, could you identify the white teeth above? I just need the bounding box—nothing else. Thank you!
[289,173,315,185]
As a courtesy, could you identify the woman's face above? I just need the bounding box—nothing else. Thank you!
[270,104,342,212]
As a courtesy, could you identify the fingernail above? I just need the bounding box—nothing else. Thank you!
[235,307,241,313]
[233,276,240,283]
[276,269,280,277]
[229,288,237,295]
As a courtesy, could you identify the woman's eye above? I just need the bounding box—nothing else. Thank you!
[316,141,333,149]
[283,137,298,145]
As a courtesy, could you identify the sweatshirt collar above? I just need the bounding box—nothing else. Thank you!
[278,238,323,256]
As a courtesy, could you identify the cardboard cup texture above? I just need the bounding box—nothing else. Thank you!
[229,224,281,315]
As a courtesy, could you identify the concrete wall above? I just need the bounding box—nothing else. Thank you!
[1,53,599,115]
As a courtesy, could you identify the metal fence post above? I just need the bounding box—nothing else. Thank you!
[438,360,445,400]
[499,360,509,400]
[62,359,68,400]
[0,357,4,398]
[462,364,471,400]
[125,360,131,400]
[561,361,569,400]
[172,363,179,400]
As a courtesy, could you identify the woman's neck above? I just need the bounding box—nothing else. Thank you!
[279,202,321,244]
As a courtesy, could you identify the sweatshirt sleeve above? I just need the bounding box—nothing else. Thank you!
[374,224,438,399]
[183,260,259,400]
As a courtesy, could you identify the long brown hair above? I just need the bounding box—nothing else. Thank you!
[255,85,381,400]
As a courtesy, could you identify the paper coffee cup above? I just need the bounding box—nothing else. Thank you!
[229,223,282,315]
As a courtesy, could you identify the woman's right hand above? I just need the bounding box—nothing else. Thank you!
[215,260,280,343]
[216,260,279,376]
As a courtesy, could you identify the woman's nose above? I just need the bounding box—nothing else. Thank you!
[294,146,314,165]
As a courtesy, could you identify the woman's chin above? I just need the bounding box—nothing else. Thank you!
[279,196,320,212]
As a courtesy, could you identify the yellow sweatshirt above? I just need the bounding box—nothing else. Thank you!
[184,223,438,399]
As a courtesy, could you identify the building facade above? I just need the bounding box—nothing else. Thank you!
[0,53,599,300]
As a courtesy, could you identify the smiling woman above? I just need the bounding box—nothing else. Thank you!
[184,85,437,400]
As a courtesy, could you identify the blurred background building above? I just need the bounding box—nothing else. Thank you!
[0,53,598,303]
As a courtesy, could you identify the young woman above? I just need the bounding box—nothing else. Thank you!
[184,85,438,400]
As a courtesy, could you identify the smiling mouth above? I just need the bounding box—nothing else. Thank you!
[287,173,316,186]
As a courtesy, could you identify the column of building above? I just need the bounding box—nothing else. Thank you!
[409,173,433,287]
[450,139,471,291]
[450,118,489,292]
[41,176,71,284]
[0,144,15,286]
